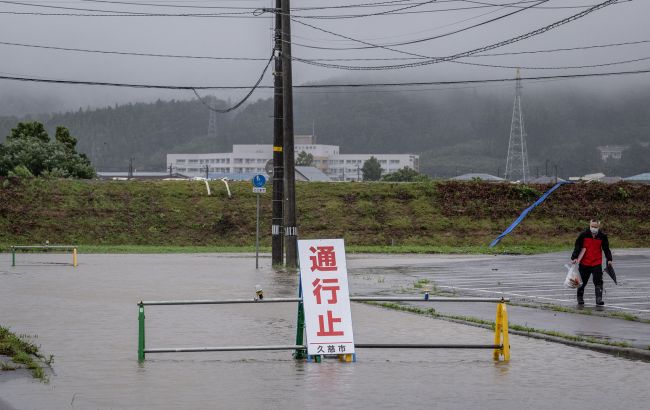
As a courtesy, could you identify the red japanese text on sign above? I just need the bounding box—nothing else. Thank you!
[317,310,344,337]
[309,246,338,272]
[312,278,340,304]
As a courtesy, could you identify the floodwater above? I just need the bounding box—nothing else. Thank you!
[1,253,649,410]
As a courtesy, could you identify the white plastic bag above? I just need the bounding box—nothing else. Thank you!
[563,264,582,289]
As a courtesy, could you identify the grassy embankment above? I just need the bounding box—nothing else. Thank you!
[0,326,50,381]
[1,178,649,253]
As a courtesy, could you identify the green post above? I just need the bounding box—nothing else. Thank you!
[11,247,15,267]
[138,302,145,362]
[293,279,306,359]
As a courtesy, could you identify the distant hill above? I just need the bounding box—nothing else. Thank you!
[1,86,649,177]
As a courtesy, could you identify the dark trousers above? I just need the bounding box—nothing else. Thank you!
[577,264,603,296]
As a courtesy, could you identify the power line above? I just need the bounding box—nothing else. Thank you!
[301,39,650,61]
[1,68,649,90]
[0,0,263,17]
[192,53,274,113]
[292,0,549,50]
[290,1,624,19]
[0,0,621,19]
[292,0,624,70]
[0,40,269,61]
[2,37,648,63]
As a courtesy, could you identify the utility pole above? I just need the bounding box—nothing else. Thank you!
[281,0,298,269]
[205,164,209,180]
[128,157,134,179]
[169,164,173,177]
[357,164,360,181]
[271,0,284,266]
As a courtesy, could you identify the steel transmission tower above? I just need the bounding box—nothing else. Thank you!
[505,69,530,182]
[207,96,218,139]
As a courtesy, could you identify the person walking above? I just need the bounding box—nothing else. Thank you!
[571,219,613,306]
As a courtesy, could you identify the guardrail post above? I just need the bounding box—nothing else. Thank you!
[293,278,306,359]
[73,248,78,267]
[138,302,146,362]
[11,247,15,267]
[493,300,510,362]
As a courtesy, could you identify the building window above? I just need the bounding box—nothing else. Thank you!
[390,160,400,164]
[234,158,243,164]
[175,159,186,163]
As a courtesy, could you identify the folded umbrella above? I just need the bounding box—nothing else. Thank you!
[605,264,617,285]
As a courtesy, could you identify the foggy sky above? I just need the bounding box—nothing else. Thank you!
[0,0,649,116]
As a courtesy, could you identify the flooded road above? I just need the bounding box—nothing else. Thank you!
[1,253,649,409]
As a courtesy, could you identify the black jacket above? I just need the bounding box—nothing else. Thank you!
[572,229,612,267]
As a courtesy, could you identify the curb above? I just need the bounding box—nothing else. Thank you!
[434,315,650,362]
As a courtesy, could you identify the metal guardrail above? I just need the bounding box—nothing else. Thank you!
[140,296,510,306]
[10,245,78,267]
[137,294,511,362]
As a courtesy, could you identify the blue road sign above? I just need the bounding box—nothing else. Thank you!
[252,174,267,188]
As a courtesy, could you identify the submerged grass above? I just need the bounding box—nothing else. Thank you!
[0,326,50,381]
[509,301,650,324]
[369,302,634,349]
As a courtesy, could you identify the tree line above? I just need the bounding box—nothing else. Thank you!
[1,84,648,178]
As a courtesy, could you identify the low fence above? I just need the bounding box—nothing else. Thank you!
[10,245,78,267]
[137,294,510,363]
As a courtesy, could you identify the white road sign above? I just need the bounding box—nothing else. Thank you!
[298,239,355,356]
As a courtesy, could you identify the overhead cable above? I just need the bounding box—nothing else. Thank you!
[292,0,623,70]
[2,38,647,63]
[291,0,549,50]
[1,68,649,90]
[192,53,274,113]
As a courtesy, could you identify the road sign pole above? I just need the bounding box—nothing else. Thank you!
[251,174,267,269]
[256,193,260,269]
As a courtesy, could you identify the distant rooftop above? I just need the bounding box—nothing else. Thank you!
[451,173,504,182]
[529,176,566,184]
[295,166,331,182]
[97,172,188,180]
[624,173,650,182]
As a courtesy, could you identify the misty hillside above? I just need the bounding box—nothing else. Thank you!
[1,86,649,177]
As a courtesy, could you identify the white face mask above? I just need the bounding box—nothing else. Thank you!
[590,227,599,235]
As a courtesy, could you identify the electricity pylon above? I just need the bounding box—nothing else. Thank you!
[505,69,530,183]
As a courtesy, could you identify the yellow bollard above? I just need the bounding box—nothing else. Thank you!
[501,303,510,361]
[493,303,503,361]
[338,354,353,363]
[493,301,510,361]
[73,248,78,267]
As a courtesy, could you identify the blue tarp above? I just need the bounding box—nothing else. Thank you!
[489,181,571,248]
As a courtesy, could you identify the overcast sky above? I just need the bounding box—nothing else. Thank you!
[0,0,649,115]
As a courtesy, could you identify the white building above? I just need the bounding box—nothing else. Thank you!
[167,135,419,181]
[597,145,628,161]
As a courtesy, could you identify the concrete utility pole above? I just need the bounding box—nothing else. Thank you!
[271,0,284,266]
[281,0,298,269]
